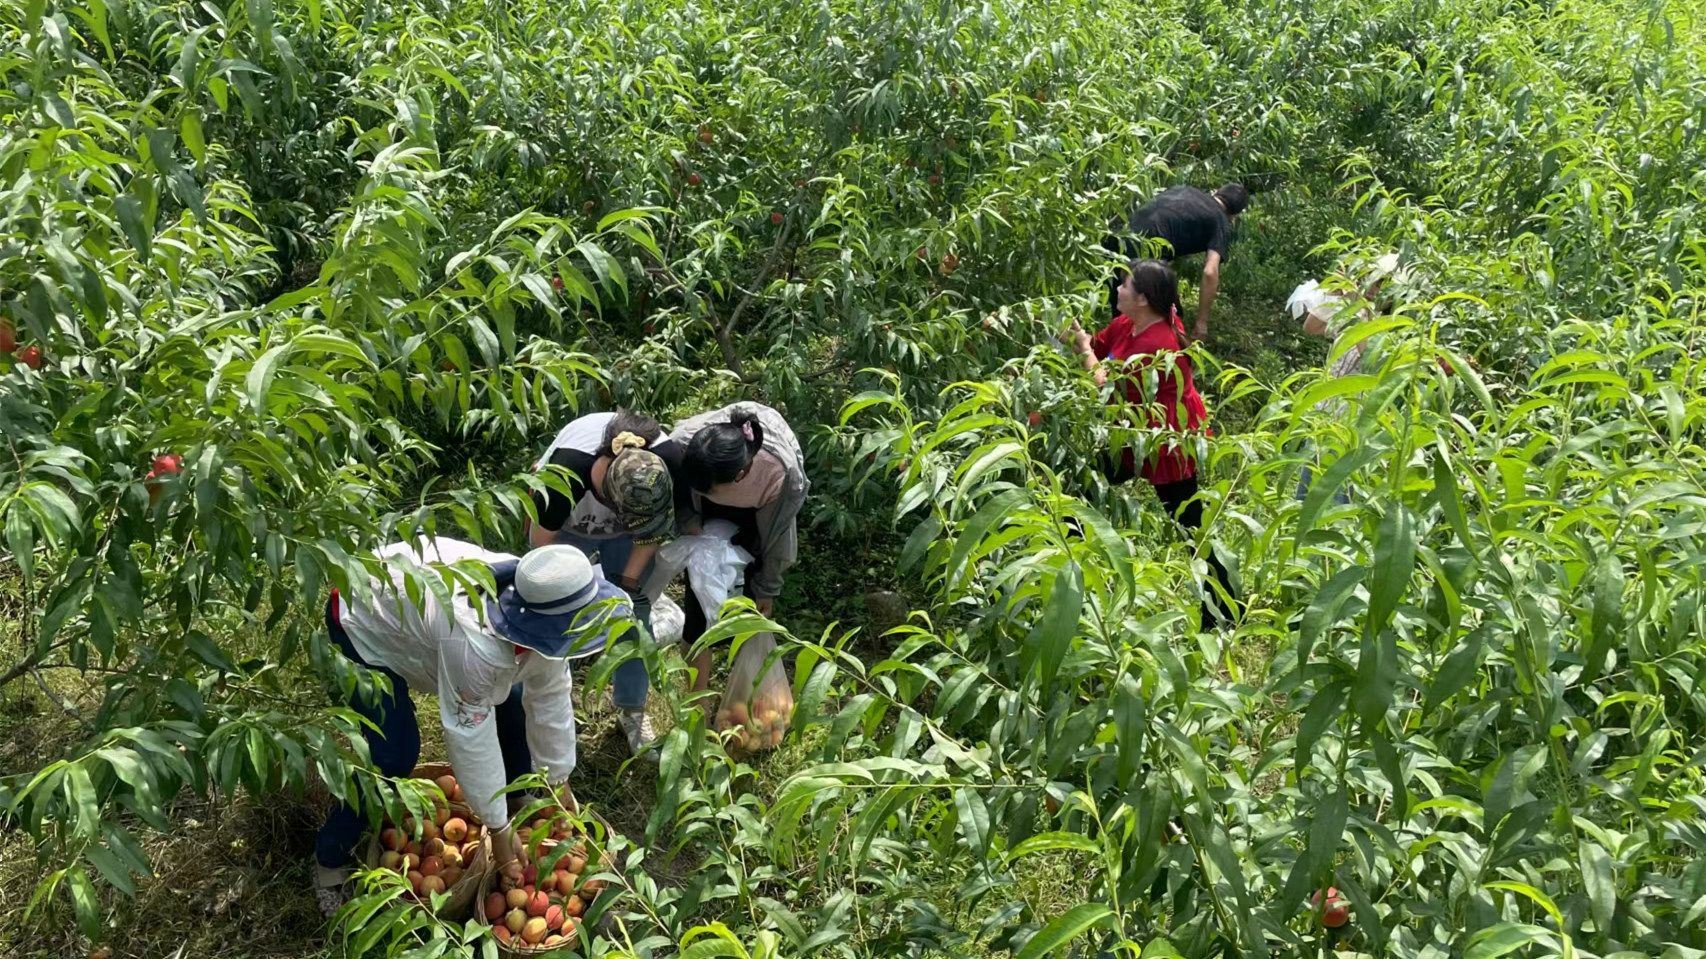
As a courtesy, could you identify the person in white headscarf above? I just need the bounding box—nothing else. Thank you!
[1286,252,1405,501]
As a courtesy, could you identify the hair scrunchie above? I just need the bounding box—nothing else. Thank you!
[610,431,649,455]
[737,420,755,442]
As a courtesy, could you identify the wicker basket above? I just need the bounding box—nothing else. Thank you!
[475,810,616,956]
[362,762,493,920]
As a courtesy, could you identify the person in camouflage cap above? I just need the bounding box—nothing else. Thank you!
[600,434,675,544]
[526,410,690,758]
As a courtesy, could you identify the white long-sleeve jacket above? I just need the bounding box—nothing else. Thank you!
[337,538,580,830]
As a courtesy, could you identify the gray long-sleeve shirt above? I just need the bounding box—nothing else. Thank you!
[668,402,809,599]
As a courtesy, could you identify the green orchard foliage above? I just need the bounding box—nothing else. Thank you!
[1,0,1704,956]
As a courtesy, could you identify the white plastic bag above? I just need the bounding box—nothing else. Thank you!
[1286,279,1328,319]
[650,594,684,645]
[643,519,753,615]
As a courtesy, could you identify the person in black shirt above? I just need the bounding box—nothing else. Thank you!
[1103,183,1248,341]
[526,409,689,758]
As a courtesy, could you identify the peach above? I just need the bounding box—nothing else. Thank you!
[451,783,463,802]
[442,817,469,843]
[441,846,463,869]
[493,926,512,945]
[419,875,446,897]
[485,892,506,922]
[461,840,480,860]
[406,869,423,892]
[522,864,538,886]
[422,837,445,858]
[403,839,421,857]
[421,819,440,842]
[526,889,550,917]
[400,853,420,873]
[545,904,565,932]
[378,850,402,871]
[434,774,457,797]
[505,887,529,910]
[504,908,527,934]
[432,804,450,827]
[380,828,404,851]
[564,894,585,917]
[545,934,565,946]
[521,917,548,945]
[441,865,462,887]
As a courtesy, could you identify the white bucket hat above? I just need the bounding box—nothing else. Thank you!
[486,545,608,658]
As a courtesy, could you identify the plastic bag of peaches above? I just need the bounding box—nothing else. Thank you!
[478,802,617,954]
[364,764,490,918]
[714,632,794,756]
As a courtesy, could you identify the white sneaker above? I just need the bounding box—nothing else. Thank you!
[314,864,351,918]
[618,707,659,762]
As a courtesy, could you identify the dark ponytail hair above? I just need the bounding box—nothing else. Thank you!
[684,410,765,491]
[599,409,663,457]
[1126,258,1182,322]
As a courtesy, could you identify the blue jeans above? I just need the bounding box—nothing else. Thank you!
[315,598,532,869]
[1296,458,1352,505]
[549,532,650,710]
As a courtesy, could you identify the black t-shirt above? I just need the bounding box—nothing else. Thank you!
[533,430,689,532]
[1104,186,1232,262]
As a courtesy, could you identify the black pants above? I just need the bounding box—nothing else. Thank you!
[1104,458,1238,628]
[681,502,766,647]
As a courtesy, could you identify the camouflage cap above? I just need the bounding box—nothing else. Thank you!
[601,448,674,544]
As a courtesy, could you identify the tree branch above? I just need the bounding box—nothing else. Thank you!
[713,217,795,379]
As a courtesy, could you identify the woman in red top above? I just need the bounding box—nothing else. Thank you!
[1070,258,1238,627]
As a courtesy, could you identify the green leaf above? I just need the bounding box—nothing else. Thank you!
[1366,504,1418,632]
[1424,626,1487,715]
[1486,880,1564,928]
[953,787,991,860]
[84,843,137,896]
[1298,565,1364,662]
[114,194,153,257]
[66,866,101,938]
[1295,445,1380,546]
[246,344,292,410]
[1464,922,1554,959]
[1027,562,1083,687]
[1281,782,1348,907]
[1014,902,1114,959]
[180,109,206,165]
[1579,841,1616,933]
[1007,831,1099,861]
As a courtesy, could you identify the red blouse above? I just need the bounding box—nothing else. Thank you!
[1091,313,1210,485]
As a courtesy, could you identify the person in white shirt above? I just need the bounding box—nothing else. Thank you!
[312,538,633,916]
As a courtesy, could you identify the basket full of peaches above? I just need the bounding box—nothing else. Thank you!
[478,807,613,954]
[364,764,490,918]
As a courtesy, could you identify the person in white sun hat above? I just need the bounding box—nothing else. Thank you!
[311,537,635,916]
